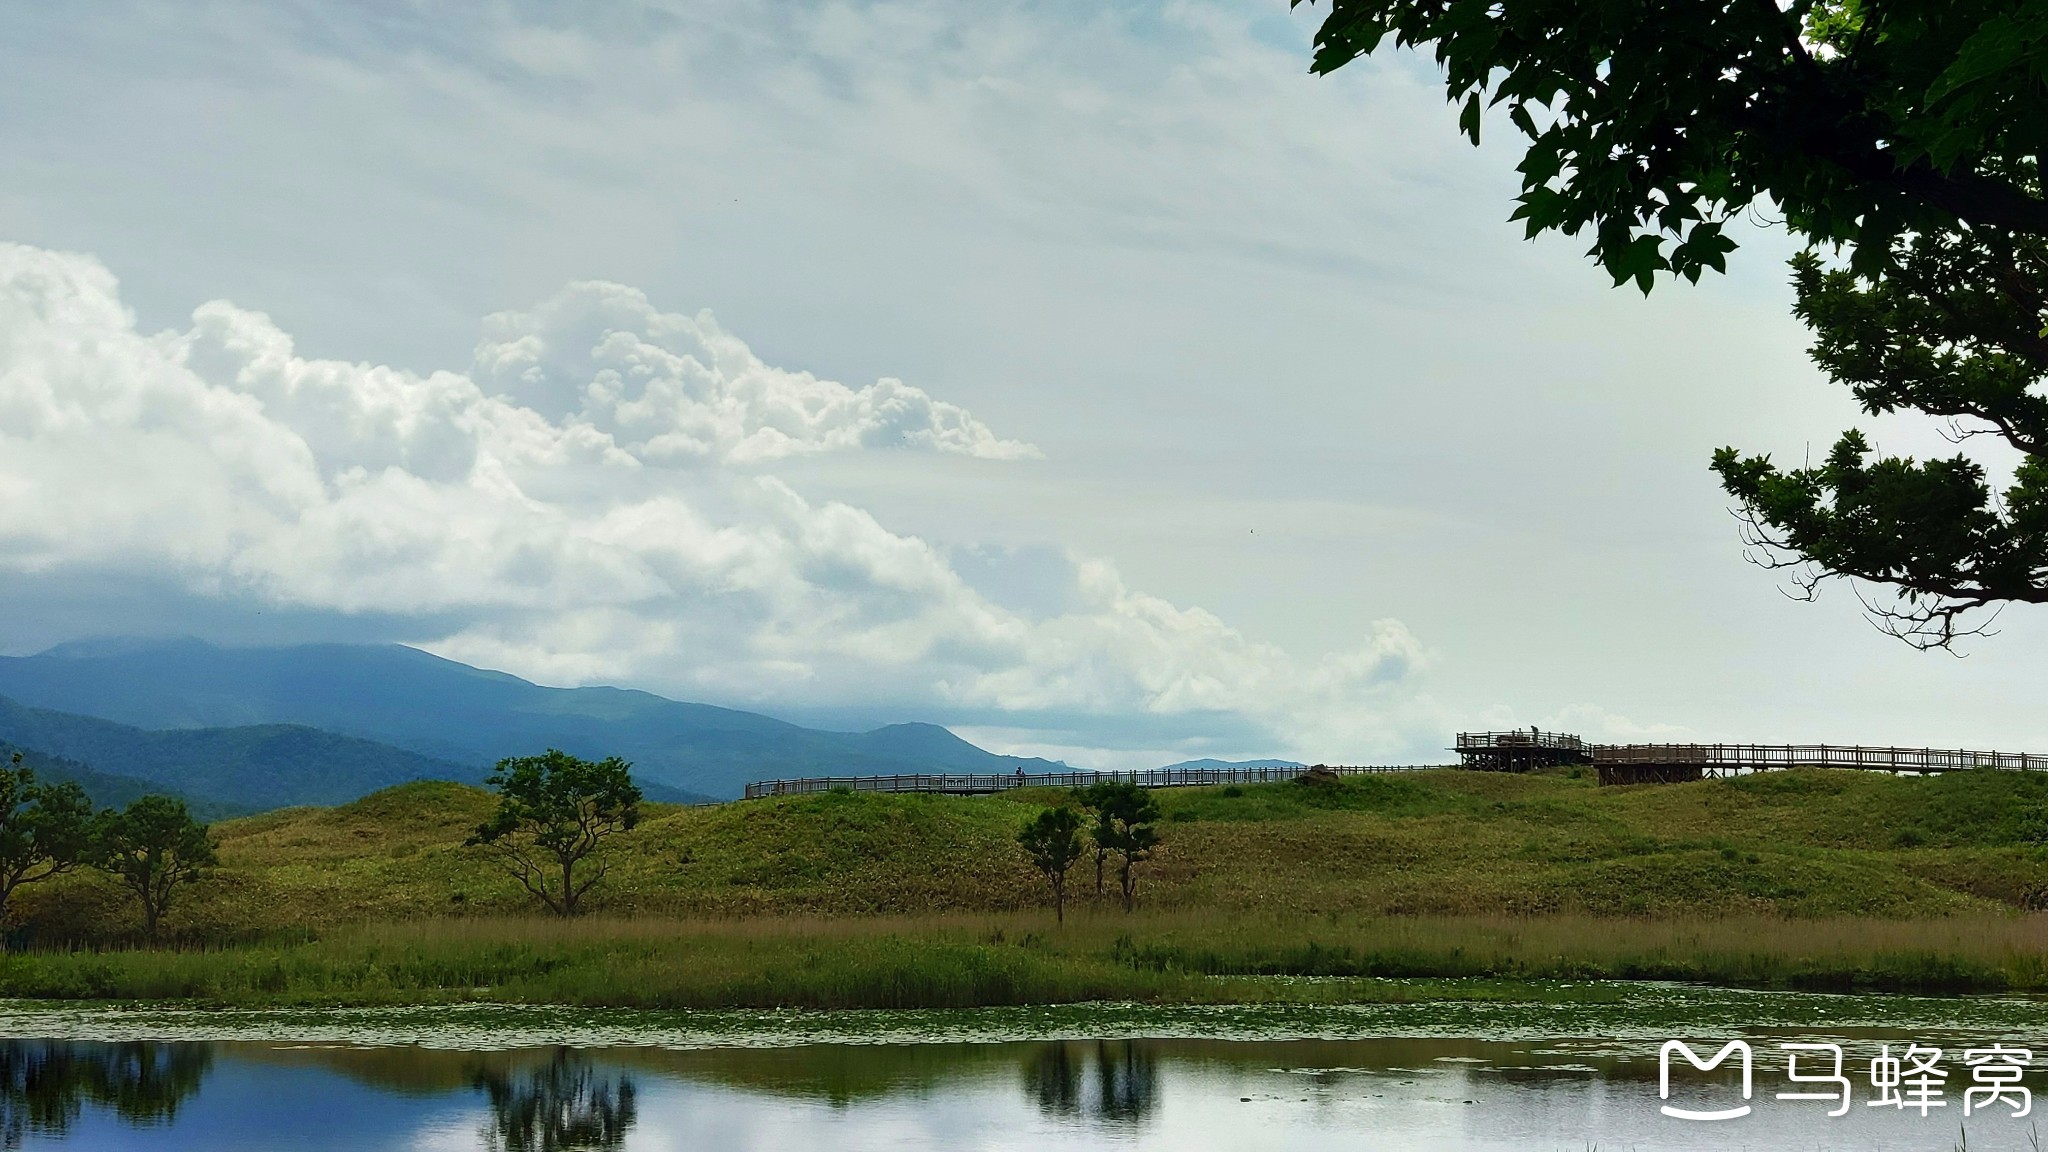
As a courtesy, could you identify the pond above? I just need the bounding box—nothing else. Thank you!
[6,985,2048,1150]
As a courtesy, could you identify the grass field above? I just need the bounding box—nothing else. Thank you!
[6,912,2048,1007]
[10,766,2048,1006]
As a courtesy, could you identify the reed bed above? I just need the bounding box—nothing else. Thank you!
[5,910,2047,1009]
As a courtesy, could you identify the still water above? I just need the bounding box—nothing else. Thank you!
[8,988,2048,1150]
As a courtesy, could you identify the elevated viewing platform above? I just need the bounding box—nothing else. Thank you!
[1452,730,1593,772]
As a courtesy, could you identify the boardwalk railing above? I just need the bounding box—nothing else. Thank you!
[1593,743,2048,776]
[742,763,1448,800]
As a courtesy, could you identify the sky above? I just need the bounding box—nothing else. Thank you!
[2,0,2045,770]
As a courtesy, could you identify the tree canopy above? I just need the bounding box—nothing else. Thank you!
[94,795,216,941]
[1299,0,2048,643]
[0,753,93,927]
[1300,0,2048,287]
[1080,782,1161,912]
[1018,805,1087,923]
[469,749,642,917]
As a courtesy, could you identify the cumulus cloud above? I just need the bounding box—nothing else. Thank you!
[472,282,1039,464]
[0,240,1432,763]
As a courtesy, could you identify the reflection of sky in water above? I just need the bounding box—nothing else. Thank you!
[15,1058,471,1151]
[6,1037,2047,1151]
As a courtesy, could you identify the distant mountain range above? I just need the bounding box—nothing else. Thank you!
[0,739,244,821]
[0,694,482,812]
[0,639,1069,802]
[1156,758,1306,772]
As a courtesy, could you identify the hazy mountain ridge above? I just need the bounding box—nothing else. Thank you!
[0,696,487,811]
[0,640,1072,799]
[0,739,244,820]
[1154,758,1306,772]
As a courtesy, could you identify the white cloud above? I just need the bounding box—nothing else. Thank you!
[472,282,1039,464]
[0,240,1432,762]
[939,559,1431,752]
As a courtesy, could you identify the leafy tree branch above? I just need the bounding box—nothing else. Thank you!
[1299,0,2048,642]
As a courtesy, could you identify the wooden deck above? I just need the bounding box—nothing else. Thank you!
[742,763,1445,799]
[1453,730,1594,772]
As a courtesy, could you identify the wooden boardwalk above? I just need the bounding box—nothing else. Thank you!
[1594,743,2048,780]
[1458,730,2048,785]
[742,763,1444,800]
[742,740,2048,798]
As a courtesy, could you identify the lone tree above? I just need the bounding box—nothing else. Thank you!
[0,752,93,928]
[1073,781,1121,897]
[468,749,642,917]
[94,795,216,942]
[1298,0,2048,646]
[1085,781,1161,912]
[1018,805,1087,923]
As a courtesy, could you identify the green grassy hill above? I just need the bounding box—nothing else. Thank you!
[12,766,2048,1007]
[18,765,2048,939]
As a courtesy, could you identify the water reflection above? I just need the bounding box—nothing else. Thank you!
[1026,1042,1081,1117]
[473,1049,636,1152]
[0,1032,2040,1150]
[1023,1041,1159,1124]
[1095,1040,1158,1123]
[0,1042,209,1148]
